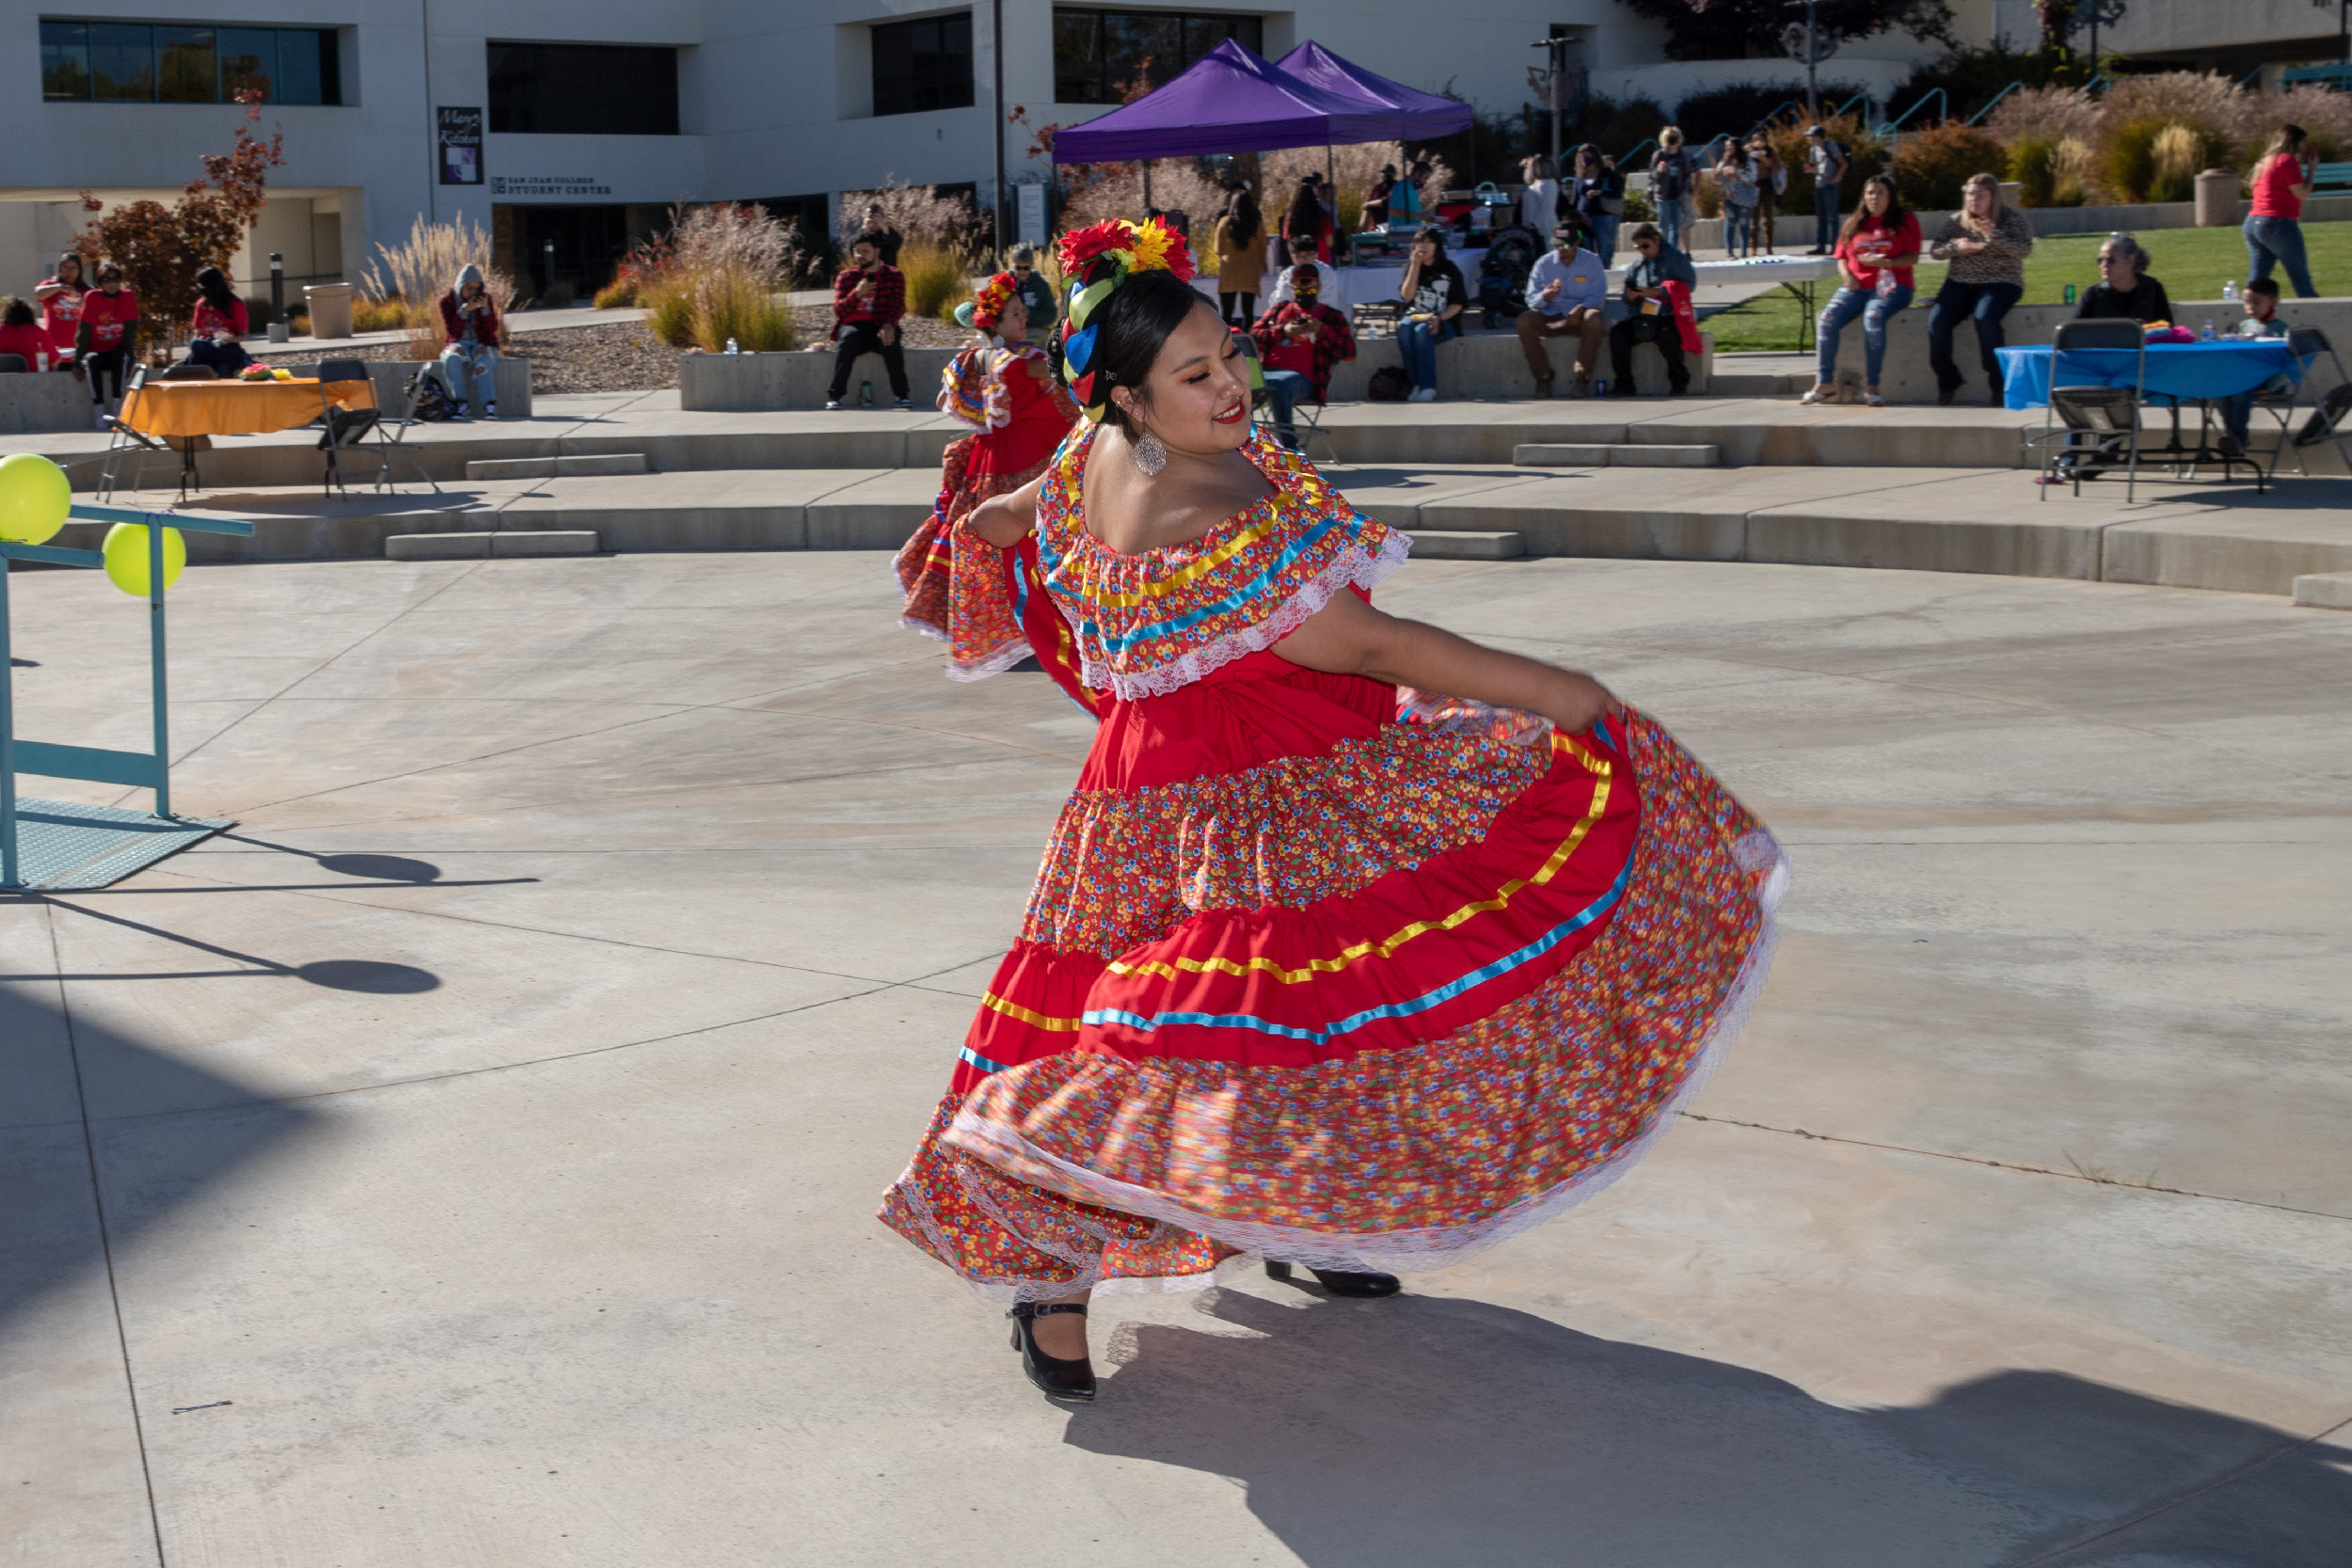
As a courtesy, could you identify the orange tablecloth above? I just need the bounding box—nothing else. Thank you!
[124,376,373,439]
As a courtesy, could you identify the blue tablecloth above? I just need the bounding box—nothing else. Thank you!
[1998,340,2300,410]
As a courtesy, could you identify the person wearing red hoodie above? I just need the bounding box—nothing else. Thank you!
[437,263,501,420]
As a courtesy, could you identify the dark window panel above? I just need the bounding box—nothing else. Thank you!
[1052,10,1100,103]
[1101,12,1180,96]
[41,21,91,101]
[487,42,679,135]
[216,26,274,102]
[90,24,154,102]
[872,12,974,118]
[157,26,216,103]
[316,28,341,105]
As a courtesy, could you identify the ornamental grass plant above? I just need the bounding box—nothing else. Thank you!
[898,243,968,323]
[639,202,798,352]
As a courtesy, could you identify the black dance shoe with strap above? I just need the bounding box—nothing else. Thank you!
[1265,1260,1402,1298]
[1008,1303,1096,1401]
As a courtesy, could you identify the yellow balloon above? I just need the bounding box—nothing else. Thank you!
[0,451,71,545]
[102,522,187,596]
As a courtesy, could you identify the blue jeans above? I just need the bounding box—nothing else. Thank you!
[2220,373,2294,444]
[440,342,499,414]
[1589,214,1620,269]
[1724,203,1754,258]
[1657,197,1688,246]
[1814,186,1840,250]
[1396,315,1457,390]
[2244,214,2317,298]
[1927,279,2024,394]
[1817,283,1913,387]
[1261,368,1311,449]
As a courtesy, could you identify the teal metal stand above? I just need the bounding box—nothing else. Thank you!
[0,503,256,893]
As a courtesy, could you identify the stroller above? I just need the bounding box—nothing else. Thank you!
[1477,224,1542,327]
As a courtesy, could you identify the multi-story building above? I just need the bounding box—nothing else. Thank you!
[2,1,2030,303]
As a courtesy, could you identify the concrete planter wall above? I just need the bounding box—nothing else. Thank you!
[1330,327,1712,400]
[681,348,960,412]
[1817,295,2352,405]
[0,369,105,434]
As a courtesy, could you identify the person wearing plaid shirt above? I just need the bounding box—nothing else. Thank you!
[1248,264,1355,451]
[827,235,913,409]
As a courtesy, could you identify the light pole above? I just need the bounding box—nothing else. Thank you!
[1527,33,1570,168]
[1806,0,1818,121]
[992,0,1009,261]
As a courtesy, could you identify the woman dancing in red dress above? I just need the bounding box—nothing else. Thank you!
[894,270,1080,680]
[881,220,1786,1402]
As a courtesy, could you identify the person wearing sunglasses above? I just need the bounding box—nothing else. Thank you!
[1606,223,1696,398]
[2074,232,2172,326]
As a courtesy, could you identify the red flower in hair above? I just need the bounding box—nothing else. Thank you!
[1057,220,1136,272]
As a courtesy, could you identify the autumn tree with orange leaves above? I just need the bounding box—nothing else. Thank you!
[72,90,284,353]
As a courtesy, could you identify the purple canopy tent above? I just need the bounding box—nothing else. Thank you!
[1049,39,1469,164]
[1273,41,1473,142]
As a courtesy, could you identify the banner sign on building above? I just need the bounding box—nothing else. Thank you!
[437,106,483,185]
[1017,183,1047,246]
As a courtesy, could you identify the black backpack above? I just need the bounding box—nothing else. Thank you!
[404,370,457,421]
[1367,365,1411,403]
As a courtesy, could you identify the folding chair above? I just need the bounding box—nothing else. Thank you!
[97,365,171,500]
[362,363,441,494]
[2264,326,2352,480]
[2026,319,2146,504]
[1233,329,1338,463]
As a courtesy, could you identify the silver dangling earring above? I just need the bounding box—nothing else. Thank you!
[1131,429,1168,477]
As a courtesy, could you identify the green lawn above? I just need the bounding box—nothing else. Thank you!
[1706,219,2352,354]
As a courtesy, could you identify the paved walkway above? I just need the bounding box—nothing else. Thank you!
[4,550,2347,1565]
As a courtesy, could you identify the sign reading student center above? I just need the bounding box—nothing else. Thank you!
[438,107,484,185]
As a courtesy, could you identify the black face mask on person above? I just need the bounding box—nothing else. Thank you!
[1294,287,1320,309]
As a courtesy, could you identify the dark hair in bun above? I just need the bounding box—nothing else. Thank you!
[1080,268,1216,436]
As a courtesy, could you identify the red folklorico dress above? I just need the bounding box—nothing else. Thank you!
[895,337,1080,678]
[880,426,1787,1298]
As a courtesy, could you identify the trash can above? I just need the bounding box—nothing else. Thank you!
[304,282,355,340]
[2194,168,2239,229]
[1998,181,2024,213]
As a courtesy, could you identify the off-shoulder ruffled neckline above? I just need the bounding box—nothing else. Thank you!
[1060,425,1295,563]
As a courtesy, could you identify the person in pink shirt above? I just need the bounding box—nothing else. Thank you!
[2245,123,2318,299]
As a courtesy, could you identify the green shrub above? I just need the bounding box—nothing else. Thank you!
[1764,113,1889,215]
[899,243,967,323]
[1890,123,2009,213]
[2105,118,2224,204]
[592,277,638,309]
[2008,134,2058,206]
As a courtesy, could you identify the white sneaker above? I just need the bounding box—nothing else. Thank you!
[1864,392,1886,407]
[1408,386,1437,403]
[94,407,112,429]
[1799,388,1829,405]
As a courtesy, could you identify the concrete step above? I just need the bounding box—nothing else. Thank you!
[1404,530,1524,560]
[386,531,601,560]
[1708,372,1812,396]
[1513,442,1721,468]
[2293,571,2352,609]
[464,453,650,480]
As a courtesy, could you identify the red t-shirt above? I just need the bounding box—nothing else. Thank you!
[2251,153,2306,220]
[1263,339,1318,378]
[38,279,83,357]
[0,322,51,368]
[80,287,137,352]
[193,296,248,338]
[1836,211,1923,291]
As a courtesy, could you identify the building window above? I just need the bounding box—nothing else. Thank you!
[1053,8,1260,105]
[40,19,341,104]
[487,42,679,135]
[871,13,973,117]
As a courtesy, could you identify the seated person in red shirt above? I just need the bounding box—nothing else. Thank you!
[0,297,52,371]
[35,252,87,367]
[1247,264,1355,451]
[185,267,252,376]
[75,262,140,423]
[826,236,912,410]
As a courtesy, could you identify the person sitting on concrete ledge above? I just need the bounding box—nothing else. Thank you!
[1802,174,1919,408]
[1249,263,1355,450]
[827,235,912,411]
[1263,238,1339,309]
[1607,224,1695,399]
[1517,223,1608,398]
[1926,171,2035,407]
[2075,233,2172,326]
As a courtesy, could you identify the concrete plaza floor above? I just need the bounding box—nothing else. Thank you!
[4,548,2348,1567]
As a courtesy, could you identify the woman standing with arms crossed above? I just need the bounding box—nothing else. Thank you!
[2246,124,2319,299]
[878,217,1786,1402]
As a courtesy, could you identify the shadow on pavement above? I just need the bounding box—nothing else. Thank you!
[1068,1288,2352,1568]
[1,987,316,1343]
